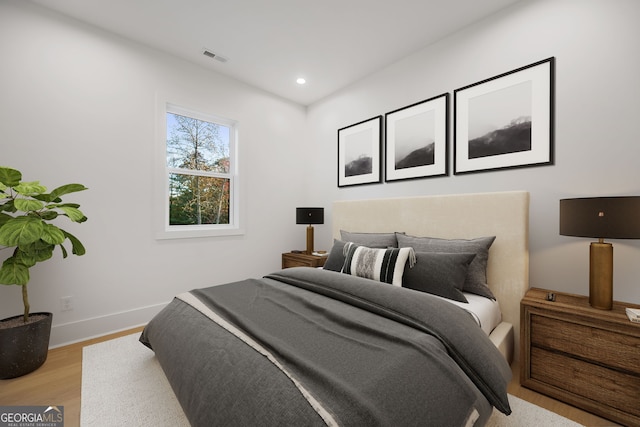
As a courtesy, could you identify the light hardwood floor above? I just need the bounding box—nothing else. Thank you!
[0,327,618,427]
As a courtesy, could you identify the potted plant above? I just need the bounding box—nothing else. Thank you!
[0,166,87,379]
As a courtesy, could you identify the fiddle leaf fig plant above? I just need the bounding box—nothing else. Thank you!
[0,166,88,322]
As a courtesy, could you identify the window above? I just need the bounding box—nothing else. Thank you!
[157,103,241,239]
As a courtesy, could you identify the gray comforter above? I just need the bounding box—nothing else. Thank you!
[140,267,512,426]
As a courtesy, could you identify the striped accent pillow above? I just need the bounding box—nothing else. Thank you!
[342,242,414,286]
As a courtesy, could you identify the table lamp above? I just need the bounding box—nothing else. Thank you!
[559,196,640,309]
[296,207,324,255]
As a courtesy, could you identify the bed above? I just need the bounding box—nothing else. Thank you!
[140,191,529,427]
[331,191,530,365]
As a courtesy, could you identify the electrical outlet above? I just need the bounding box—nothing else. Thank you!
[60,296,73,312]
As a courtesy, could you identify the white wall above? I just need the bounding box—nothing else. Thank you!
[3,0,640,347]
[307,0,640,303]
[0,1,311,346]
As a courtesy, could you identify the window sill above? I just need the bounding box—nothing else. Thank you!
[156,226,245,240]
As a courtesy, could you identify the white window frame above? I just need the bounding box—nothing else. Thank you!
[155,100,243,239]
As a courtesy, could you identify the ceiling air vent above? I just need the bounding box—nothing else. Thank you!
[202,49,228,63]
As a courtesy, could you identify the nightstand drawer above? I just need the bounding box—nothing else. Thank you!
[531,313,640,373]
[281,252,327,269]
[531,347,640,418]
[522,288,640,426]
[284,258,314,268]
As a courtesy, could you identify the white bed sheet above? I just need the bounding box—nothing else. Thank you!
[436,293,502,336]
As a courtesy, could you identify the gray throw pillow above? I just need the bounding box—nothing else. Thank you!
[323,239,347,272]
[340,230,399,248]
[402,252,475,303]
[396,233,496,299]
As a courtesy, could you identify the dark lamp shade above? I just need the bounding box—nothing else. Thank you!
[560,197,640,239]
[296,207,324,225]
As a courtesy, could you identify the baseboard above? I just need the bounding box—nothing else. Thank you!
[49,302,168,348]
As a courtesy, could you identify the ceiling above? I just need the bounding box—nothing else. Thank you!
[29,0,523,106]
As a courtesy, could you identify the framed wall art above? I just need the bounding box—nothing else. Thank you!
[337,116,382,187]
[454,57,555,174]
[385,93,449,182]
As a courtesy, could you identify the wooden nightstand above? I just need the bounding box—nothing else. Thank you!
[520,288,640,426]
[282,252,327,269]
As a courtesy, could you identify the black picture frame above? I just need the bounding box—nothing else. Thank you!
[454,57,555,174]
[384,93,449,182]
[337,116,382,187]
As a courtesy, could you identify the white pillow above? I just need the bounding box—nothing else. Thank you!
[341,242,414,286]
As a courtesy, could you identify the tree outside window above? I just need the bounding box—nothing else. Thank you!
[166,112,232,226]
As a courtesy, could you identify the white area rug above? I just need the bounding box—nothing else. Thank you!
[82,333,584,426]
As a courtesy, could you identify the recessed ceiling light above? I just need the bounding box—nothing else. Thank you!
[296,78,306,85]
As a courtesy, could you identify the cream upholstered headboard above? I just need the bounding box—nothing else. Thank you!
[332,191,529,361]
